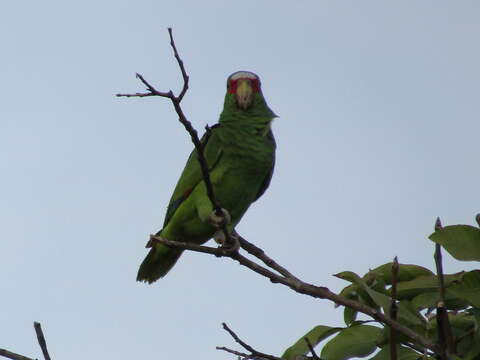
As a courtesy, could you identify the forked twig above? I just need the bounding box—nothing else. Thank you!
[217,323,281,360]
[116,27,231,243]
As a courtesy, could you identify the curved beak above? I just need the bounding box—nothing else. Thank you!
[235,79,253,109]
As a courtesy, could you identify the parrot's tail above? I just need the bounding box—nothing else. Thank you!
[136,241,183,283]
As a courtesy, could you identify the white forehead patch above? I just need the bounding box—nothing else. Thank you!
[229,71,259,81]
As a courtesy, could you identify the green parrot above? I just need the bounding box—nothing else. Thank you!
[137,71,277,283]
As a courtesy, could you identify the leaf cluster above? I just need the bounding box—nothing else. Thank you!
[282,221,480,360]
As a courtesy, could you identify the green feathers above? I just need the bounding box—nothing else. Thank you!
[137,71,277,283]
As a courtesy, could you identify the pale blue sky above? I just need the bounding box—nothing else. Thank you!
[1,2,479,359]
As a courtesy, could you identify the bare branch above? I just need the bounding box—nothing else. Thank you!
[216,346,252,359]
[219,323,282,360]
[0,349,35,360]
[238,235,299,281]
[153,236,439,353]
[167,28,189,101]
[33,322,51,360]
[150,235,285,282]
[149,235,235,257]
[0,322,52,360]
[116,27,231,243]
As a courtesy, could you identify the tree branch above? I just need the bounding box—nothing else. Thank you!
[116,27,231,243]
[216,346,253,359]
[151,236,439,353]
[167,28,189,102]
[434,218,454,357]
[0,322,52,360]
[217,323,282,360]
[0,350,34,360]
[33,322,51,360]
[238,235,300,281]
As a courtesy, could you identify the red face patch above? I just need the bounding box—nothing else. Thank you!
[228,78,261,94]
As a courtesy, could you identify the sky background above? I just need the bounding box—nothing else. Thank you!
[1,1,479,359]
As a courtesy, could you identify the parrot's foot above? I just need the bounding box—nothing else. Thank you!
[213,229,240,252]
[208,208,231,228]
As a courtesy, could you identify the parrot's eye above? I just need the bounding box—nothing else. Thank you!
[228,80,237,94]
[251,79,261,92]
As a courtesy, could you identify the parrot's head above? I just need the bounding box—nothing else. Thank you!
[227,71,262,110]
[220,71,277,123]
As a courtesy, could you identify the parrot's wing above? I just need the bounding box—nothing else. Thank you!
[162,125,223,228]
[254,129,276,201]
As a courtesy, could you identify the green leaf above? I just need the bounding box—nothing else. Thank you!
[338,284,360,307]
[447,270,480,307]
[449,312,475,331]
[429,225,480,261]
[336,272,379,309]
[335,271,363,283]
[426,312,475,341]
[281,325,342,360]
[411,291,469,311]
[410,291,438,310]
[460,329,480,360]
[464,347,480,360]
[321,325,382,360]
[344,306,358,326]
[396,273,464,300]
[368,263,434,284]
[468,307,480,325]
[336,270,423,326]
[370,345,423,360]
[395,300,425,326]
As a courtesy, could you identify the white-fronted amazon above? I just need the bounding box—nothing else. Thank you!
[137,71,277,283]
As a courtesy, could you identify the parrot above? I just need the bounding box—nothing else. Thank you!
[137,71,277,283]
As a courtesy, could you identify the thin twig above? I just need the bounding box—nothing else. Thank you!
[434,218,454,358]
[0,349,35,360]
[167,28,189,101]
[116,27,231,243]
[238,235,299,281]
[304,337,320,360]
[216,346,252,359]
[220,323,281,360]
[33,322,51,360]
[149,235,236,257]
[389,257,399,360]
